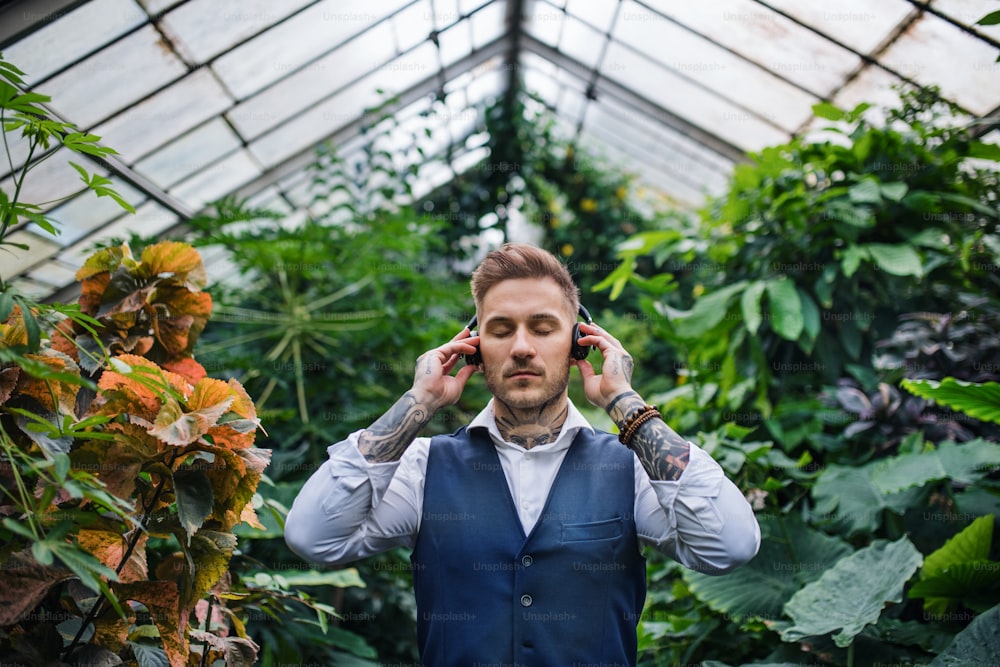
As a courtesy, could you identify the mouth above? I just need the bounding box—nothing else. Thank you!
[506,369,541,380]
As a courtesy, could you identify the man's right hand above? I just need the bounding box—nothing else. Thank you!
[411,327,480,411]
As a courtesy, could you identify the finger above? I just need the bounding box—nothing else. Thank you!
[574,358,596,380]
[450,327,473,342]
[454,362,478,387]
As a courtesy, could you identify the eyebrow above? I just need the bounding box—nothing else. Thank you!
[482,312,563,327]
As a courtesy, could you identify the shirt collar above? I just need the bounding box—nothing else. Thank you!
[469,397,595,451]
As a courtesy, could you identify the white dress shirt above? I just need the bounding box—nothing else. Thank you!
[285,399,760,574]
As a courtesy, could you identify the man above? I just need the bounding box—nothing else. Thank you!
[285,243,760,666]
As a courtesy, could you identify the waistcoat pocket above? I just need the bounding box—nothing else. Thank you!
[562,517,623,542]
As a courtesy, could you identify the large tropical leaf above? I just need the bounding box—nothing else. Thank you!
[685,515,852,620]
[869,439,1000,494]
[909,515,1000,614]
[811,463,923,535]
[780,536,923,648]
[928,603,1000,666]
[902,378,1000,425]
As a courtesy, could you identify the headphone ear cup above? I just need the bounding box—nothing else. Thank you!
[570,323,591,360]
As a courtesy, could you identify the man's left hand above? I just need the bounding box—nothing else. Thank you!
[574,322,635,410]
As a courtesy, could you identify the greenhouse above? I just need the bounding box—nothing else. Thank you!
[0,0,998,665]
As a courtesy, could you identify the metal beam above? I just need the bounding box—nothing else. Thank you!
[0,0,89,49]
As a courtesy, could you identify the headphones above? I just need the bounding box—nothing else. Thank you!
[464,304,593,366]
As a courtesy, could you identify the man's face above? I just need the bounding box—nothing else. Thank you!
[477,277,575,410]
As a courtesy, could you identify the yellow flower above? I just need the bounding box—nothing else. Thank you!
[615,186,627,200]
[561,244,574,256]
[693,284,705,297]
[580,198,598,212]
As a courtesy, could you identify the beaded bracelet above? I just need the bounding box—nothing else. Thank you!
[618,404,661,446]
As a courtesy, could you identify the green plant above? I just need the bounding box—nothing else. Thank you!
[596,87,1000,666]
[1,52,272,666]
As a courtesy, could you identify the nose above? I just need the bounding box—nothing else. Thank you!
[510,327,535,358]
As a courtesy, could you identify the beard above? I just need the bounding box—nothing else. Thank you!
[482,356,572,411]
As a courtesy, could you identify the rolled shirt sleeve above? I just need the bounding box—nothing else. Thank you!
[634,441,761,574]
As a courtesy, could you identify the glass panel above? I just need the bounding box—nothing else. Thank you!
[431,0,462,30]
[612,11,820,131]
[602,42,789,152]
[26,261,78,288]
[526,0,565,46]
[249,78,381,167]
[470,0,506,49]
[638,0,861,97]
[879,12,1000,115]
[3,230,62,276]
[138,0,183,14]
[44,178,144,244]
[159,0,314,64]
[36,26,187,128]
[92,69,233,161]
[134,119,243,188]
[934,0,1000,37]
[8,148,87,215]
[768,0,915,55]
[4,0,147,85]
[393,0,437,52]
[212,0,383,100]
[437,12,475,66]
[228,23,396,139]
[58,201,178,268]
[6,278,53,300]
[828,65,911,126]
[559,14,608,69]
[565,0,619,33]
[170,150,262,210]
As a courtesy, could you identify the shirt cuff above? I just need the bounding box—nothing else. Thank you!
[647,441,724,506]
[328,432,401,506]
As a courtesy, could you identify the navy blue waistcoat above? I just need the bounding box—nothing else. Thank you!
[411,426,646,667]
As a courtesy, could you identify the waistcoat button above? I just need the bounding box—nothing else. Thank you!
[521,555,533,567]
[520,594,533,607]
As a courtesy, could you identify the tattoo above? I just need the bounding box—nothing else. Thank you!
[607,391,689,481]
[495,399,568,450]
[358,391,434,463]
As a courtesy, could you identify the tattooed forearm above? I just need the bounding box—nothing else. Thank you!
[629,421,690,481]
[357,391,435,463]
[606,390,690,481]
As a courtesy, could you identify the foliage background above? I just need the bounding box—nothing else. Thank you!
[2,42,1000,666]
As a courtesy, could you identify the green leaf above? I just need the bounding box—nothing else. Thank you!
[129,641,171,667]
[812,463,923,535]
[968,141,1000,162]
[870,440,1000,494]
[740,280,766,335]
[839,245,864,279]
[812,102,846,121]
[848,178,882,204]
[766,278,803,341]
[976,10,1000,25]
[268,568,365,589]
[902,378,1000,424]
[685,516,852,620]
[864,242,923,277]
[923,515,994,576]
[927,603,1000,666]
[173,469,215,544]
[671,281,747,339]
[880,181,908,202]
[781,537,923,648]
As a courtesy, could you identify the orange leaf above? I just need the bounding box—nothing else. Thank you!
[189,378,236,412]
[113,581,186,667]
[162,356,207,385]
[78,271,112,316]
[15,351,80,414]
[77,528,148,584]
[239,501,265,530]
[0,365,20,406]
[149,392,233,447]
[141,241,206,286]
[76,246,125,281]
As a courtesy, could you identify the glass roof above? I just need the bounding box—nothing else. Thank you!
[1,0,997,300]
